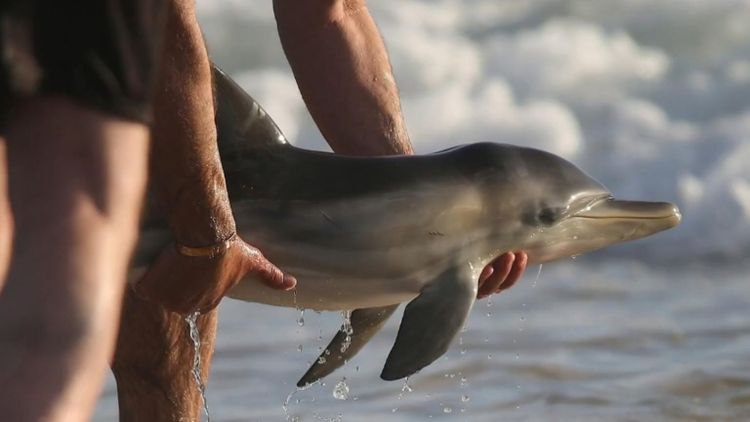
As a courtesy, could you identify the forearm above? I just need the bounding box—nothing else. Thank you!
[151,0,235,247]
[274,0,413,156]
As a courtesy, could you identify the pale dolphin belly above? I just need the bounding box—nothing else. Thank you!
[226,185,490,310]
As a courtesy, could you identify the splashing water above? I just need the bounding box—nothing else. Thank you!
[185,312,210,422]
[340,310,353,353]
[333,377,350,400]
[396,376,414,402]
[282,382,316,420]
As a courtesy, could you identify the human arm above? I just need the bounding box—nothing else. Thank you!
[134,0,295,315]
[273,0,412,156]
[273,0,526,294]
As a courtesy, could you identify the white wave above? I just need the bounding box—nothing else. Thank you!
[197,0,750,261]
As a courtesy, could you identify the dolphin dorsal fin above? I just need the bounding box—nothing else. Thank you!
[381,265,477,381]
[297,305,399,387]
[212,65,289,156]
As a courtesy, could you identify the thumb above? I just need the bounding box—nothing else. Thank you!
[251,255,297,291]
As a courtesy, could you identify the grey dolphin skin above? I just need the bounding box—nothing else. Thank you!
[133,67,681,387]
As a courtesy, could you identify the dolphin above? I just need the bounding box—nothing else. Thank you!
[134,67,681,387]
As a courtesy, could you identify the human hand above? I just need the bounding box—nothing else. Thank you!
[476,251,528,299]
[134,235,296,314]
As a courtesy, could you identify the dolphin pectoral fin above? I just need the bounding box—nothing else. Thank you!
[381,265,476,381]
[297,305,399,387]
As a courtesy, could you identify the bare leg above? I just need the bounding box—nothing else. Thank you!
[112,290,216,422]
[0,98,148,421]
[0,138,11,288]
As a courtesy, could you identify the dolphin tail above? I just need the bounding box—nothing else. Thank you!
[381,265,477,381]
[297,305,399,387]
[211,64,290,155]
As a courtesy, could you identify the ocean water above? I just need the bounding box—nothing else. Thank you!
[95,0,750,420]
[94,259,750,421]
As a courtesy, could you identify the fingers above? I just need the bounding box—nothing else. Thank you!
[477,252,514,299]
[476,251,529,299]
[497,251,527,292]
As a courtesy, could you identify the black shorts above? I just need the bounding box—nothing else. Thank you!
[0,0,167,124]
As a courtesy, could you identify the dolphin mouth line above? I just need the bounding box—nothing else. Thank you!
[572,198,682,222]
[573,215,677,220]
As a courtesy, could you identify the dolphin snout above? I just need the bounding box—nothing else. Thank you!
[574,199,682,228]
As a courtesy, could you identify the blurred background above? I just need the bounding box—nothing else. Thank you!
[95,0,750,420]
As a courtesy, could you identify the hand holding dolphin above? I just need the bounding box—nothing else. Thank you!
[134,235,297,314]
[133,68,681,386]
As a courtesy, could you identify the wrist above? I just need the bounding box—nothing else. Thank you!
[175,233,237,258]
[163,168,238,247]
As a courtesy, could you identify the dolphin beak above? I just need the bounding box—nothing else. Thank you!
[574,198,682,228]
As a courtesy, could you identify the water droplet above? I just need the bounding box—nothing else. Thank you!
[392,408,398,413]
[443,407,452,414]
[461,395,470,402]
[515,353,520,360]
[460,347,467,355]
[401,378,413,393]
[297,344,303,352]
[460,377,468,387]
[318,356,327,364]
[297,310,305,327]
[487,354,493,360]
[486,311,493,317]
[333,378,350,400]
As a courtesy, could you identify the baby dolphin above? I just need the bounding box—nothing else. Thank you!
[133,68,682,386]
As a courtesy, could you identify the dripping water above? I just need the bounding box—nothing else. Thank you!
[340,310,353,353]
[186,312,210,422]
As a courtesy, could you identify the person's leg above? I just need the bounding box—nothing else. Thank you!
[0,138,11,288]
[113,292,217,421]
[0,98,149,421]
[0,0,165,418]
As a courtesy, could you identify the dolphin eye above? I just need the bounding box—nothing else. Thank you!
[537,207,562,225]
